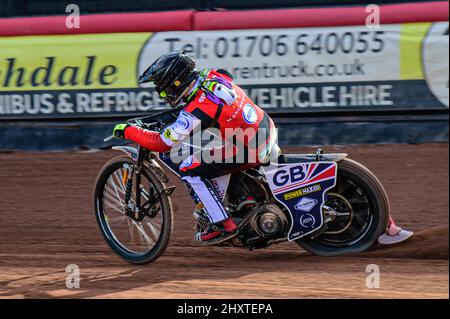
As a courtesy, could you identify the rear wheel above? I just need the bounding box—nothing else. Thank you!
[93,156,173,264]
[296,158,389,256]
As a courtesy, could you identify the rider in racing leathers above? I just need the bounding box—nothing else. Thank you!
[113,51,413,245]
[113,51,277,244]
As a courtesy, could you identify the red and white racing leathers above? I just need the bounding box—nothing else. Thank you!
[125,69,277,223]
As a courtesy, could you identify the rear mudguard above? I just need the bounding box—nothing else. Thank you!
[263,153,347,241]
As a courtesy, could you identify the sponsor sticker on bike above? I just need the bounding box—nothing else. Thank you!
[283,184,322,200]
[263,161,337,241]
[294,197,318,212]
[299,213,316,228]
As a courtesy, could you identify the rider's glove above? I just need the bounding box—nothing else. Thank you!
[113,123,129,139]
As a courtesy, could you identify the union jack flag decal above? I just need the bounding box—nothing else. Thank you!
[272,162,337,195]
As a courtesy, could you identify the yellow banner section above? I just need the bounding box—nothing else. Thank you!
[400,22,431,80]
[0,33,151,91]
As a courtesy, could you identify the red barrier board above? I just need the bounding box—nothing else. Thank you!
[0,2,448,36]
[194,2,449,30]
[0,10,195,36]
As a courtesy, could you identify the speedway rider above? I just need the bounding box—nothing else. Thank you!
[113,51,413,245]
[113,51,276,244]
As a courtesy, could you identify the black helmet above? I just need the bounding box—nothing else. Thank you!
[139,51,198,107]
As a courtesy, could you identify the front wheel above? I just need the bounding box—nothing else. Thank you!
[296,158,389,256]
[93,156,173,265]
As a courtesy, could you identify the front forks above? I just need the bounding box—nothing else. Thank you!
[122,146,176,222]
[124,147,147,222]
[123,163,143,222]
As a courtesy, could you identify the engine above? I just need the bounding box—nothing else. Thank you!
[249,204,289,239]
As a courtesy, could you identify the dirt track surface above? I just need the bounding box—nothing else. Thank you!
[0,143,448,299]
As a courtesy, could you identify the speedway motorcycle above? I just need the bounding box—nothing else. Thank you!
[94,107,389,264]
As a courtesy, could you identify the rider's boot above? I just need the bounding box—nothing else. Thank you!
[182,175,238,244]
[195,218,238,244]
[378,216,414,245]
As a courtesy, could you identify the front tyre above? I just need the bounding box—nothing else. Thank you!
[296,158,389,256]
[94,156,173,265]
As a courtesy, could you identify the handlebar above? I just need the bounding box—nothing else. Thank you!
[105,105,183,142]
[126,105,184,132]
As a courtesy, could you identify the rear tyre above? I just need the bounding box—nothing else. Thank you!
[296,158,389,256]
[94,156,173,265]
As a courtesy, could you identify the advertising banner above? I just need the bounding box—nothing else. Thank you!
[0,22,448,119]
